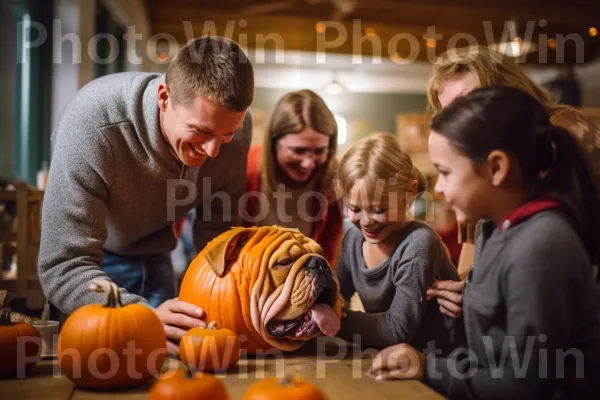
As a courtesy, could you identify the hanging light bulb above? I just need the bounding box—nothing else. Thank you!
[322,70,349,96]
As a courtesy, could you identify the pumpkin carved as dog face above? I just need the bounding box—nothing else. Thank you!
[179,226,342,353]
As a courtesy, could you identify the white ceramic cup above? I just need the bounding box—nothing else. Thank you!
[31,320,60,357]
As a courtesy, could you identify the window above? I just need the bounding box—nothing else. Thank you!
[2,0,53,184]
[0,4,16,178]
[335,114,348,145]
[94,0,126,78]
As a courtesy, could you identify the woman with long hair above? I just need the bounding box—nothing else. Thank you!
[244,90,343,265]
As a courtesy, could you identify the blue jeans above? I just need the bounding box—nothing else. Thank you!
[101,251,176,308]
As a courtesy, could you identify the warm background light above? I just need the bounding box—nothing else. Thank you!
[390,51,404,63]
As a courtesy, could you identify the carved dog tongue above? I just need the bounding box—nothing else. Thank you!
[310,303,340,337]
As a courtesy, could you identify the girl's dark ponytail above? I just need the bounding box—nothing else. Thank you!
[543,125,600,263]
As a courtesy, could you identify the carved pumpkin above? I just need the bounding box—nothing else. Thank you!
[179,227,342,354]
[148,368,230,400]
[179,321,240,371]
[243,376,327,400]
[57,279,167,389]
[0,304,41,377]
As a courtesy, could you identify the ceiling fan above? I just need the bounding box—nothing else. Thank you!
[239,0,358,21]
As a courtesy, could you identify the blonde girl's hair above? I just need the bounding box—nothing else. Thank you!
[427,45,556,114]
[336,132,427,201]
[261,89,338,196]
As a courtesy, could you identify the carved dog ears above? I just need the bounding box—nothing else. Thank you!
[202,227,257,277]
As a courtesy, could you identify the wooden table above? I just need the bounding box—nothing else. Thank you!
[2,340,445,399]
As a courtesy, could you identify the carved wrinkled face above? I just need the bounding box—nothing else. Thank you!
[249,230,341,350]
[179,226,342,354]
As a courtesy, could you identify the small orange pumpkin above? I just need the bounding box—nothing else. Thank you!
[0,303,41,377]
[179,321,240,371]
[57,279,167,389]
[148,368,230,400]
[243,376,328,400]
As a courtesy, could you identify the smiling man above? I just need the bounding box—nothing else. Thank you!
[39,36,254,353]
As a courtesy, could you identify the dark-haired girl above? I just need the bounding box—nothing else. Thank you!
[369,85,600,400]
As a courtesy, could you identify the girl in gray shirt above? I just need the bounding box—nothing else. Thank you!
[335,132,463,355]
[370,86,600,399]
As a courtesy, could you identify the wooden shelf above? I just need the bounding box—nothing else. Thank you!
[31,231,41,245]
[28,191,44,202]
[0,182,44,303]
[0,278,42,293]
[0,242,17,251]
[0,185,42,203]
[0,191,17,202]
[0,231,17,243]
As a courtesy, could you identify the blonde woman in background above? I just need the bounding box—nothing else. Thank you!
[244,90,343,265]
[425,45,600,318]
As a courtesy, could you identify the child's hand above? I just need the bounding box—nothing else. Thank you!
[368,343,426,380]
[426,280,465,318]
[154,298,206,355]
[340,297,349,319]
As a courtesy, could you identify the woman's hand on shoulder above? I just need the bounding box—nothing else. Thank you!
[426,280,465,318]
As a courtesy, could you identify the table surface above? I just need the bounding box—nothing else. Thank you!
[2,340,446,400]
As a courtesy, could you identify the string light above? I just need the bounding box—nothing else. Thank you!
[390,51,404,63]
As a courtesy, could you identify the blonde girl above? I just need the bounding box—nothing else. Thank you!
[335,132,463,355]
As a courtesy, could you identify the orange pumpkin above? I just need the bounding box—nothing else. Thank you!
[179,321,240,371]
[243,376,328,400]
[57,279,167,389]
[0,304,41,377]
[148,368,230,400]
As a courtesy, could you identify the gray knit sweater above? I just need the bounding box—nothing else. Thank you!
[336,221,464,354]
[38,72,252,314]
[424,211,600,399]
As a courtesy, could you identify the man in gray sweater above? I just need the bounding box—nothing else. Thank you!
[38,37,253,354]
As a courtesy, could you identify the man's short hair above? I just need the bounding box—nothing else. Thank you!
[166,36,254,111]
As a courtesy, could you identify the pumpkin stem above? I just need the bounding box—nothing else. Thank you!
[278,375,295,386]
[0,306,13,326]
[185,364,198,379]
[89,279,123,308]
[207,321,218,330]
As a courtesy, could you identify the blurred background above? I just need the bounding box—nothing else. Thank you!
[1,0,600,306]
[3,0,600,183]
